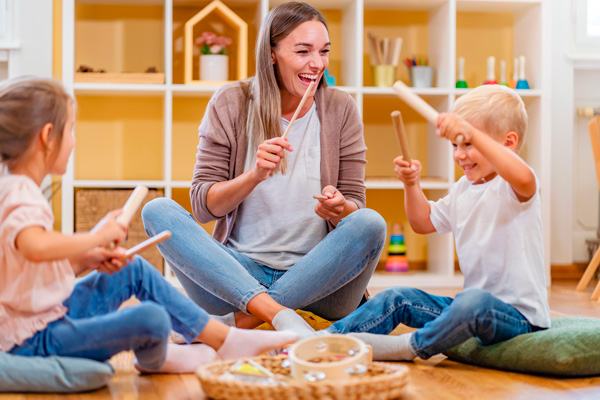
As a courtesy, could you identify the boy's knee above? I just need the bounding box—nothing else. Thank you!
[452,288,494,317]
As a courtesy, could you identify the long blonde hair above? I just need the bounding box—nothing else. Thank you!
[248,2,328,152]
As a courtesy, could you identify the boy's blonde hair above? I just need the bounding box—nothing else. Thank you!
[451,85,528,151]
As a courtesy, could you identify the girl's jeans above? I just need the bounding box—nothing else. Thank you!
[327,287,539,359]
[141,198,387,321]
[9,256,210,370]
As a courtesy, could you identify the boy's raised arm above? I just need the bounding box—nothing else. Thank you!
[469,129,536,202]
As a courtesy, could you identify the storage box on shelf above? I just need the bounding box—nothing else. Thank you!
[61,0,548,289]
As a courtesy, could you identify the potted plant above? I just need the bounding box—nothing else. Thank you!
[196,31,232,82]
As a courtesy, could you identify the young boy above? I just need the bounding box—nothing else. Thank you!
[324,84,551,361]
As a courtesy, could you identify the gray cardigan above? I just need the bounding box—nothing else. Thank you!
[190,78,367,244]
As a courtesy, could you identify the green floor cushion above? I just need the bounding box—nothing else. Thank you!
[444,317,600,377]
[0,352,114,393]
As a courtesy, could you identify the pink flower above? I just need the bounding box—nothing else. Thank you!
[195,31,232,54]
[209,44,224,54]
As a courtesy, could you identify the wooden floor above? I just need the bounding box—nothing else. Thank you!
[3,280,600,400]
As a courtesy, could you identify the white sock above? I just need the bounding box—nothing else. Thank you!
[217,327,298,360]
[349,332,417,361]
[212,312,236,327]
[135,343,217,374]
[271,309,315,339]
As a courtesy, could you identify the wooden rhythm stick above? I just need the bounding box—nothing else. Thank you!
[391,111,411,164]
[123,230,171,258]
[392,80,464,144]
[108,185,148,249]
[118,185,149,226]
[282,80,316,140]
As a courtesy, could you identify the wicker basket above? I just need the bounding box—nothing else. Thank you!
[196,355,409,400]
[75,188,165,272]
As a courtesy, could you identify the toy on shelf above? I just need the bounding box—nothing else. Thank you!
[499,60,508,86]
[324,69,336,86]
[184,0,248,85]
[515,55,530,89]
[456,57,467,88]
[483,56,497,85]
[509,57,518,89]
[385,223,408,273]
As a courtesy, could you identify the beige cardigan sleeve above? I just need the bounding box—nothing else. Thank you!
[189,82,246,224]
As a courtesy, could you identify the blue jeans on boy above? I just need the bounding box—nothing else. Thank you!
[327,287,538,359]
[9,256,210,370]
[141,198,386,321]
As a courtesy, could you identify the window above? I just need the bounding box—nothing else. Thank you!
[575,0,600,49]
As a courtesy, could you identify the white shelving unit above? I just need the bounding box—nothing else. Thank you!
[61,0,550,289]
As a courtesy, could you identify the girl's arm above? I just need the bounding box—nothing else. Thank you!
[394,156,436,234]
[15,210,126,263]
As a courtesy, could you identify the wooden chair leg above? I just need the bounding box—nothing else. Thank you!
[593,280,600,300]
[576,245,600,291]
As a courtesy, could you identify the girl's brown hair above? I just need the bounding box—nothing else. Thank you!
[0,77,72,171]
[248,2,328,149]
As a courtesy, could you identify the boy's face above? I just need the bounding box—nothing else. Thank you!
[453,139,497,185]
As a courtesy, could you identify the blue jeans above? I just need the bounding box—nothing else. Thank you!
[9,256,210,370]
[141,198,386,320]
[327,287,538,359]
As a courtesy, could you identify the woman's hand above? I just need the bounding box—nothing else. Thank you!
[314,185,346,221]
[251,137,294,182]
[90,210,127,248]
[71,246,132,275]
[394,156,421,186]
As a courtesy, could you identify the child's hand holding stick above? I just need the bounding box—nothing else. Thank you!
[391,110,415,187]
[392,80,464,144]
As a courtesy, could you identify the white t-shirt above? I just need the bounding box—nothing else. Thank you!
[429,174,550,328]
[227,102,328,270]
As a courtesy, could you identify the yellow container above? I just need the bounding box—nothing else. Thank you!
[373,64,395,87]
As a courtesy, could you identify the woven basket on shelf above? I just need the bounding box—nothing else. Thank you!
[196,355,409,400]
[75,188,165,272]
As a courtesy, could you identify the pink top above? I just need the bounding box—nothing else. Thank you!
[0,174,75,352]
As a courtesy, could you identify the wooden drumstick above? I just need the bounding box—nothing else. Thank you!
[118,185,149,227]
[392,80,464,144]
[391,111,415,186]
[108,185,148,249]
[282,80,316,140]
[391,111,411,164]
[123,230,171,258]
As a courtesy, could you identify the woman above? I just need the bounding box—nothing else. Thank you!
[142,1,386,335]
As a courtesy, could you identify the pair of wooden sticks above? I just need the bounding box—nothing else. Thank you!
[105,184,171,259]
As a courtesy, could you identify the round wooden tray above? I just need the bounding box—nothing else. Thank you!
[196,355,409,400]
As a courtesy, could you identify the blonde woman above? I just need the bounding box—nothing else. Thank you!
[143,2,386,336]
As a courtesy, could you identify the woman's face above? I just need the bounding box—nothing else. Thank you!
[272,20,330,101]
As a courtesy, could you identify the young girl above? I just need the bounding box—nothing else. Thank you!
[0,77,298,374]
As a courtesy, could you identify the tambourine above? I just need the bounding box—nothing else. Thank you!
[287,334,372,381]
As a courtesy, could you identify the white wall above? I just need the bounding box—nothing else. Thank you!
[5,0,53,79]
[551,0,600,265]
